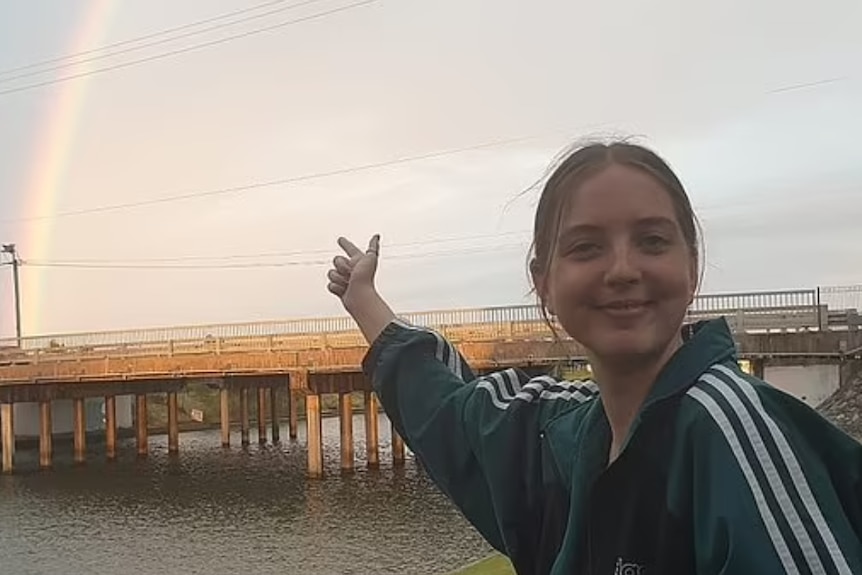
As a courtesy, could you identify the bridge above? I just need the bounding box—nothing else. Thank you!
[0,285,860,477]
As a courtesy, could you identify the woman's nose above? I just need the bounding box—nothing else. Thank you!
[604,243,642,286]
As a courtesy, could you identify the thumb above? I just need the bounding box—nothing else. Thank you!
[366,234,380,257]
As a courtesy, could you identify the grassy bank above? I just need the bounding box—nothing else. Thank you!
[450,554,513,575]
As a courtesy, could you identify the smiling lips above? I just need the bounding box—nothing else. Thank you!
[597,300,653,318]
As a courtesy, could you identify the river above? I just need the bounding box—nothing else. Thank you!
[0,414,494,574]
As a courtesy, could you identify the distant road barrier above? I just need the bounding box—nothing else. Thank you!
[0,286,859,357]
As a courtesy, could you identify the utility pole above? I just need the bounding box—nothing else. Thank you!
[1,244,21,346]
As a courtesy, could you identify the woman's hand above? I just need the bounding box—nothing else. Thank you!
[327,235,380,306]
[327,234,394,344]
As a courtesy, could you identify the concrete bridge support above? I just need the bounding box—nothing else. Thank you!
[298,387,406,478]
[135,394,148,457]
[365,391,379,468]
[7,398,130,441]
[240,388,250,446]
[288,390,298,440]
[392,425,405,466]
[763,361,841,407]
[105,396,117,461]
[73,398,86,464]
[2,403,13,473]
[220,388,230,447]
[306,393,323,478]
[0,396,133,471]
[750,358,765,378]
[270,387,280,444]
[257,387,267,445]
[339,392,354,473]
[39,401,52,469]
[167,392,179,454]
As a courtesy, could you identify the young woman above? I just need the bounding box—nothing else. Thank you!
[326,142,862,574]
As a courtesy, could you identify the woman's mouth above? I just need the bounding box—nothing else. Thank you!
[598,300,653,317]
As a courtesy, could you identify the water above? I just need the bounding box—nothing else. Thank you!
[0,414,493,574]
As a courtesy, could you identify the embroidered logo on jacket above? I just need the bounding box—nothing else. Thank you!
[614,558,646,575]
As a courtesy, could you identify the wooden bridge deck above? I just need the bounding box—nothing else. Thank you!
[0,322,569,385]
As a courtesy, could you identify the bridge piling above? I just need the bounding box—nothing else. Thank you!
[105,396,117,461]
[240,388,250,446]
[39,401,52,469]
[306,393,323,478]
[39,401,53,469]
[135,394,148,458]
[1,403,13,473]
[751,359,765,378]
[167,392,179,454]
[219,388,230,448]
[288,390,298,440]
[257,387,267,445]
[270,387,280,444]
[364,391,379,469]
[392,425,405,466]
[73,398,86,465]
[339,392,354,473]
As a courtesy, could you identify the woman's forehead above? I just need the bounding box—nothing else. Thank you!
[559,165,678,224]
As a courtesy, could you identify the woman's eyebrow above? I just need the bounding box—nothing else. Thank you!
[634,216,677,229]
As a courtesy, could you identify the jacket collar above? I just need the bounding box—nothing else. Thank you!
[580,317,738,465]
[643,316,738,408]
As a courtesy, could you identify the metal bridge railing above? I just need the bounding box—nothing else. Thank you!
[688,289,817,312]
[0,285,857,353]
[819,285,862,313]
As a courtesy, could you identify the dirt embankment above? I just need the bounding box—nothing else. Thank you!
[817,372,862,441]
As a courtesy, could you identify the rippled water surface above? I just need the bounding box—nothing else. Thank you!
[0,415,492,574]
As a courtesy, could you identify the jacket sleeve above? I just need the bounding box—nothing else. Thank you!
[682,363,862,574]
[361,318,598,566]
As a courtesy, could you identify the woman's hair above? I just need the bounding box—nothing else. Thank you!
[528,140,703,330]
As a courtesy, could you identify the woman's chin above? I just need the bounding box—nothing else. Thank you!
[584,330,671,367]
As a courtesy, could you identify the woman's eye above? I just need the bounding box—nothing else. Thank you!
[567,242,600,258]
[640,234,670,252]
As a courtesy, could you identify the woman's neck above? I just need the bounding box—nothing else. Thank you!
[591,335,683,465]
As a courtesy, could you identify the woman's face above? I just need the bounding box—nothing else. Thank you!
[538,164,697,366]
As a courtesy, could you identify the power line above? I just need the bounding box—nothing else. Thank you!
[22,242,531,270]
[0,0,295,77]
[16,230,532,264]
[0,75,845,224]
[0,132,545,224]
[0,0,380,98]
[0,0,330,86]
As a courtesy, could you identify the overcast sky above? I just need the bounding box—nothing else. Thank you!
[0,0,860,339]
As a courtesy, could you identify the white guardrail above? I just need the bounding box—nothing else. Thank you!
[0,286,859,355]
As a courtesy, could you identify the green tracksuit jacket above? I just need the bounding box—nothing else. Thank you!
[362,316,862,574]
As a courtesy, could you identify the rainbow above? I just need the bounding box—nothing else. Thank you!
[22,0,115,336]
